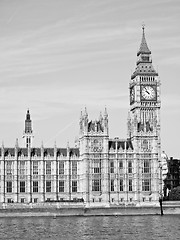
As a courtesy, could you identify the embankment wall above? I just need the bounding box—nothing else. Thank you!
[0,201,179,217]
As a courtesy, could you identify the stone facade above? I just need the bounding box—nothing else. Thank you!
[0,27,162,206]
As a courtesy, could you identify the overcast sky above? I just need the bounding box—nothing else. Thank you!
[0,0,180,158]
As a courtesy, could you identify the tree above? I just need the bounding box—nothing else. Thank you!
[168,186,180,200]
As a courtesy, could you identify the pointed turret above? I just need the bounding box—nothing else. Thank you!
[80,110,83,120]
[83,107,88,134]
[127,110,131,138]
[25,109,32,133]
[137,25,151,56]
[103,107,109,135]
[99,112,103,123]
[54,141,57,149]
[23,109,34,148]
[104,107,108,118]
[131,25,158,80]
[1,141,4,157]
[15,138,19,148]
[79,108,88,136]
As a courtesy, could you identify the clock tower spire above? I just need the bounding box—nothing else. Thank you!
[129,26,161,202]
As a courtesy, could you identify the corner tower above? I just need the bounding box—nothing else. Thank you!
[128,26,161,202]
[79,108,109,206]
[23,109,34,148]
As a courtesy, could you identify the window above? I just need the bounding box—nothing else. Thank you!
[59,161,64,175]
[119,161,123,173]
[33,161,38,175]
[7,198,12,203]
[129,179,132,191]
[72,181,77,192]
[142,179,151,191]
[92,179,101,191]
[21,198,25,203]
[111,180,114,192]
[143,197,145,202]
[142,56,149,61]
[59,181,64,192]
[72,161,77,175]
[99,198,101,202]
[143,160,150,173]
[93,160,100,174]
[34,198,38,203]
[110,161,114,173]
[19,161,25,175]
[6,161,12,175]
[120,198,124,202]
[20,181,25,193]
[120,179,123,191]
[7,181,12,193]
[33,181,38,193]
[130,198,132,202]
[142,139,148,149]
[26,138,31,148]
[46,162,51,175]
[46,181,51,192]
[128,161,132,174]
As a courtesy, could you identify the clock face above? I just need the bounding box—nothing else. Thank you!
[141,86,156,100]
[130,87,135,103]
[91,139,102,152]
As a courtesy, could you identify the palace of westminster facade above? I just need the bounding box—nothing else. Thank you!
[0,27,161,206]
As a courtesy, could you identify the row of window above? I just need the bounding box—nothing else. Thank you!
[5,179,151,193]
[6,181,78,193]
[140,76,155,81]
[4,161,78,176]
[92,179,151,192]
[110,160,150,174]
[4,160,151,176]
[110,179,133,192]
[109,154,134,158]
[92,160,151,174]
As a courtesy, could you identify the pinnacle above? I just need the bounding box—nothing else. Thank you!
[137,25,151,56]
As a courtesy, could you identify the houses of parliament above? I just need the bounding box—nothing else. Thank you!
[0,27,161,206]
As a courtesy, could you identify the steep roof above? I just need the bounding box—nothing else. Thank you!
[131,26,158,79]
[0,147,79,158]
[137,25,151,56]
[4,148,15,157]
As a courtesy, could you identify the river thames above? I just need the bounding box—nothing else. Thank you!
[0,215,180,240]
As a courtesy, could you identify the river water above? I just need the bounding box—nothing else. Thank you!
[0,215,180,240]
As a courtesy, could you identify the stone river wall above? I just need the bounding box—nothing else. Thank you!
[0,201,179,217]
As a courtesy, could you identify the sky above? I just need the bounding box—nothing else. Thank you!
[0,0,180,158]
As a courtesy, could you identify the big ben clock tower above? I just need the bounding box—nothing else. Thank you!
[128,26,161,202]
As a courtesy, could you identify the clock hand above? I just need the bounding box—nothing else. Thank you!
[145,88,150,94]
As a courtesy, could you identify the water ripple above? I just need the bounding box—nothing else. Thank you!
[0,215,180,240]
